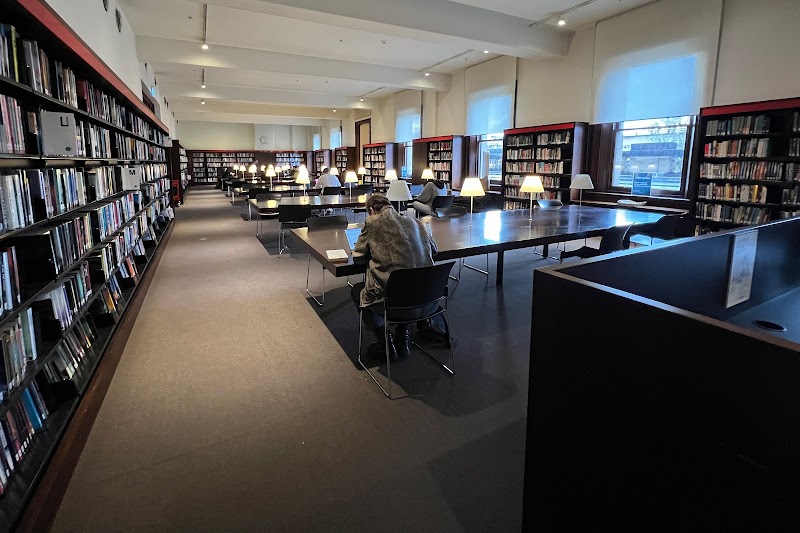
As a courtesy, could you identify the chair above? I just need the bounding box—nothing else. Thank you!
[430,195,455,217]
[358,262,457,399]
[536,199,563,210]
[255,192,282,238]
[352,184,374,221]
[321,186,344,196]
[434,206,466,218]
[559,223,636,262]
[278,204,313,255]
[242,187,269,220]
[305,215,349,305]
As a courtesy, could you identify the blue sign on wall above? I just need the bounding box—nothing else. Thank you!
[631,173,653,196]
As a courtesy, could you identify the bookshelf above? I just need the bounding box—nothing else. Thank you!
[274,151,307,170]
[690,96,800,234]
[168,140,188,205]
[313,149,330,177]
[333,146,356,174]
[411,135,466,190]
[362,142,398,185]
[501,122,588,210]
[0,1,174,530]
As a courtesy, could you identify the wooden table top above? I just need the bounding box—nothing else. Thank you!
[290,205,665,276]
[249,193,371,213]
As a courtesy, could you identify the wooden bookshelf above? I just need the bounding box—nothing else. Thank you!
[362,142,398,185]
[689,96,800,234]
[411,135,465,190]
[333,146,356,174]
[313,149,331,177]
[168,141,188,205]
[501,122,588,210]
[0,2,175,530]
[186,150,309,183]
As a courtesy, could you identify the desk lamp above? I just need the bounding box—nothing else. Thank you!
[296,166,310,196]
[386,179,412,214]
[248,163,257,181]
[357,167,366,183]
[520,175,545,221]
[460,177,485,223]
[330,166,339,177]
[265,164,276,188]
[570,174,594,208]
[344,171,359,199]
[421,168,434,181]
[384,169,398,184]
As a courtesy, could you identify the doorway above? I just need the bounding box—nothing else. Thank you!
[355,118,371,167]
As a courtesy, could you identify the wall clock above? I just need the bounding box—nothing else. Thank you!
[259,136,268,145]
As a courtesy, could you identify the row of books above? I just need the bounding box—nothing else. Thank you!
[0,382,49,495]
[696,202,771,225]
[113,133,166,161]
[428,152,452,161]
[697,183,769,204]
[430,163,450,172]
[86,193,136,241]
[502,191,561,210]
[0,309,38,400]
[75,79,164,144]
[0,94,27,154]
[794,112,799,133]
[507,132,573,147]
[506,148,565,161]
[429,141,452,151]
[505,175,563,189]
[781,186,800,206]
[704,139,772,158]
[705,115,771,137]
[34,262,92,332]
[790,138,800,157]
[699,161,794,182]
[42,314,96,385]
[506,161,567,174]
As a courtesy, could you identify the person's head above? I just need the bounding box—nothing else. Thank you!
[365,194,392,216]
[432,179,446,189]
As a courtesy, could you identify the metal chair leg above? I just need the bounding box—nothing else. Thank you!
[462,253,490,276]
[412,310,456,375]
[357,310,394,399]
[306,255,325,306]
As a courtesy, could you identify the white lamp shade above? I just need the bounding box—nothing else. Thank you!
[520,175,545,194]
[344,171,359,184]
[357,166,366,175]
[386,180,412,202]
[299,164,307,172]
[384,169,398,181]
[265,165,276,177]
[460,177,485,197]
[295,168,310,185]
[330,167,339,176]
[570,174,594,190]
[320,165,328,173]
[248,164,257,174]
[421,168,435,181]
[260,165,265,172]
[233,164,240,171]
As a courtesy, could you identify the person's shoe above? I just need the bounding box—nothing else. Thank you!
[364,337,399,363]
[393,328,411,360]
[417,320,448,343]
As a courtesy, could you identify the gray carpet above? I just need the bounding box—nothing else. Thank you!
[51,185,564,532]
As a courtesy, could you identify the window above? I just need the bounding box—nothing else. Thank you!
[477,133,503,189]
[610,115,695,197]
[395,112,420,143]
[312,133,321,151]
[401,141,412,178]
[467,94,512,136]
[330,128,341,150]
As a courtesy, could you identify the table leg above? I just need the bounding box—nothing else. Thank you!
[542,244,549,258]
[496,251,504,286]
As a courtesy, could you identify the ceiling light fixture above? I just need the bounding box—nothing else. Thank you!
[201,99,206,105]
[201,68,206,89]
[420,50,474,77]
[201,3,209,49]
[333,109,337,112]
[529,0,600,27]
[201,42,209,50]
[359,97,364,102]
[424,71,430,77]
[484,50,489,54]
[201,83,206,88]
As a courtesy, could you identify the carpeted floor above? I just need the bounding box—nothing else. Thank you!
[51,185,569,532]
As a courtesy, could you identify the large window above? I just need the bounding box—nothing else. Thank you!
[330,128,341,150]
[477,133,503,189]
[610,115,695,197]
[312,133,321,151]
[396,112,420,143]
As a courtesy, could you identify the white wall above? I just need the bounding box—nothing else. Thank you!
[437,69,465,135]
[178,121,255,150]
[422,90,438,137]
[714,0,800,106]
[371,96,396,143]
[516,26,595,126]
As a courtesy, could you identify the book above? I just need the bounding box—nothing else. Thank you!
[325,249,349,262]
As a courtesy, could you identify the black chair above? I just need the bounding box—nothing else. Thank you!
[321,186,344,196]
[430,195,455,217]
[242,187,269,220]
[434,206,466,217]
[629,212,694,246]
[559,223,636,262]
[255,192,282,237]
[358,262,457,399]
[278,204,313,255]
[305,215,349,305]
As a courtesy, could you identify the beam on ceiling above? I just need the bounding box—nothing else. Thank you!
[175,112,329,126]
[169,98,345,119]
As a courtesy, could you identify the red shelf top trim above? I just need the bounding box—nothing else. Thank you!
[701,97,800,117]
[363,142,387,148]
[413,135,454,144]
[188,149,306,154]
[504,123,576,135]
[18,0,169,134]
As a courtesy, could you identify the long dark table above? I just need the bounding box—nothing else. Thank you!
[289,205,665,285]
[251,194,372,236]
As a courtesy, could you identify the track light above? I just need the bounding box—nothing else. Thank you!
[484,50,489,54]
[201,99,206,105]
[201,83,206,89]
[424,71,430,77]
[359,97,364,102]
[557,17,566,26]
[333,109,337,112]
[201,42,209,50]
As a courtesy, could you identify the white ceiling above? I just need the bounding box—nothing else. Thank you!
[120,0,657,126]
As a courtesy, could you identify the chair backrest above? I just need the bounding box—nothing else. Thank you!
[256,192,282,201]
[278,204,313,224]
[306,214,348,230]
[247,187,270,199]
[431,195,455,211]
[537,199,563,210]
[598,223,636,253]
[435,206,467,218]
[385,262,455,309]
[321,187,344,196]
[354,184,374,195]
[674,213,696,238]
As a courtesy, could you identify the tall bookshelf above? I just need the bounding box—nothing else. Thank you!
[169,140,188,205]
[334,146,356,174]
[275,151,307,169]
[0,1,175,530]
[362,142,398,185]
[690,96,800,234]
[313,149,330,177]
[501,122,588,210]
[411,135,466,190]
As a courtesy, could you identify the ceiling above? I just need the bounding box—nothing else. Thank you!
[120,0,657,126]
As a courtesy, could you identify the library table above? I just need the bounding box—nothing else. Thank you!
[289,206,665,286]
[251,194,372,237]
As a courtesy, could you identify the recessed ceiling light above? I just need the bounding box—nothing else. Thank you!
[201,83,206,88]
[484,50,489,54]
[201,99,206,105]
[424,71,430,77]
[333,109,337,112]
[557,17,566,26]
[201,42,209,50]
[359,98,364,102]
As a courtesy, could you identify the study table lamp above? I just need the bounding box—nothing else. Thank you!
[384,169,398,183]
[421,168,434,181]
[330,166,339,176]
[248,163,257,181]
[357,167,366,181]
[265,164,276,188]
[295,166,310,196]
[460,177,485,221]
[520,175,545,221]
[344,171,359,199]
[386,179,412,214]
[570,174,594,207]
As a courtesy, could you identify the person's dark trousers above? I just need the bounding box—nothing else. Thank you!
[351,282,385,342]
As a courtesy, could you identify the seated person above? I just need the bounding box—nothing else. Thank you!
[351,195,446,361]
[411,179,447,216]
[316,168,341,190]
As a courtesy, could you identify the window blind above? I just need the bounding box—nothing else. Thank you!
[465,56,516,135]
